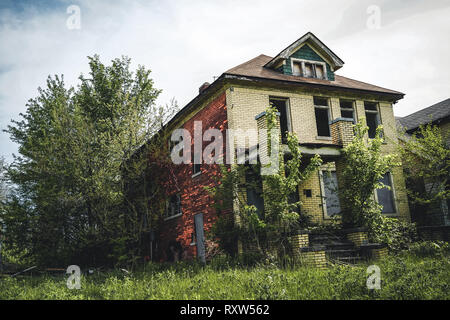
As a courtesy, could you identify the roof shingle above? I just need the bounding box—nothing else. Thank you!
[224,54,404,96]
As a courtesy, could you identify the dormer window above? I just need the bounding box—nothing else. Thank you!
[291,58,327,80]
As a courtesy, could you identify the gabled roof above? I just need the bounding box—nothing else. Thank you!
[397,98,450,132]
[264,32,344,71]
[224,54,404,98]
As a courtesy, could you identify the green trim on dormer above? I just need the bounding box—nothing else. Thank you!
[281,44,335,80]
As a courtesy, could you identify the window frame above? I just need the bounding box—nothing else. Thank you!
[313,96,332,138]
[319,170,341,219]
[290,58,328,80]
[364,101,382,139]
[269,96,293,144]
[165,193,183,220]
[374,172,398,215]
[192,150,202,177]
[340,99,357,123]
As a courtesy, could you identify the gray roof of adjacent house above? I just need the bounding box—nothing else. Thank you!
[396,98,450,132]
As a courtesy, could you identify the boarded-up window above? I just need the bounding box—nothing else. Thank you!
[304,63,313,77]
[292,62,302,76]
[315,64,324,79]
[322,171,341,217]
[377,172,396,214]
[314,97,330,137]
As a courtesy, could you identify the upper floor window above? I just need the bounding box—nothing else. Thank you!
[167,193,182,218]
[192,151,201,176]
[314,97,331,137]
[340,99,356,123]
[269,97,291,144]
[364,102,381,139]
[292,59,327,80]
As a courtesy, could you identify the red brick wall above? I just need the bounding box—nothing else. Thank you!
[157,91,228,261]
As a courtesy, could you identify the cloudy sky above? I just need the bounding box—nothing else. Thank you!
[1,0,449,162]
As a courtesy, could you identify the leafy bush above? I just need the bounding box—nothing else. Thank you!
[368,216,418,252]
[407,241,449,258]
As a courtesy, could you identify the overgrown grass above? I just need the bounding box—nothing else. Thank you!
[1,248,449,300]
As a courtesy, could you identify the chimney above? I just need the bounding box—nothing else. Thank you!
[199,82,210,94]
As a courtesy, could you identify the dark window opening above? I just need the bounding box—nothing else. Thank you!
[304,189,312,198]
[245,165,265,218]
[377,172,396,214]
[167,194,182,217]
[270,98,290,144]
[364,102,380,139]
[192,152,201,175]
[315,108,330,137]
[340,100,355,122]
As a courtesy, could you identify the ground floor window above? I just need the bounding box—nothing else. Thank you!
[376,172,396,214]
[320,170,341,217]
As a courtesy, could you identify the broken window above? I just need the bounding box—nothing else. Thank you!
[364,101,381,139]
[376,172,396,214]
[269,97,291,144]
[314,97,331,137]
[340,99,356,122]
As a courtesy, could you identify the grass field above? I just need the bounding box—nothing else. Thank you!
[1,249,449,300]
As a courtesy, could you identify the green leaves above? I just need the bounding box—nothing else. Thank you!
[339,120,400,228]
[3,55,176,267]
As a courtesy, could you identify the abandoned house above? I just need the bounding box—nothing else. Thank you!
[148,32,411,263]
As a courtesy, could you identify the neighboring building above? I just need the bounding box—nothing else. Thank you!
[397,98,450,146]
[151,32,411,262]
[397,98,450,226]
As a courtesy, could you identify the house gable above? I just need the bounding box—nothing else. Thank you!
[266,32,344,81]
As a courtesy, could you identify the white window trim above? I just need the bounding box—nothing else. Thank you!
[374,172,398,216]
[290,57,328,80]
[192,171,202,178]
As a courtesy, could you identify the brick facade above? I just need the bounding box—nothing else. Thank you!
[156,92,228,261]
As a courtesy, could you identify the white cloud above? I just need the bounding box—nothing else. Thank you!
[0,0,449,162]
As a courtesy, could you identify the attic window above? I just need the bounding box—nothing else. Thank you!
[291,59,327,80]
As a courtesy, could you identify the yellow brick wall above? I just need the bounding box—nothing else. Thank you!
[347,231,369,247]
[225,84,411,223]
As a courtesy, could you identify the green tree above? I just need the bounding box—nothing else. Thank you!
[338,121,400,228]
[398,123,449,220]
[2,56,177,267]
